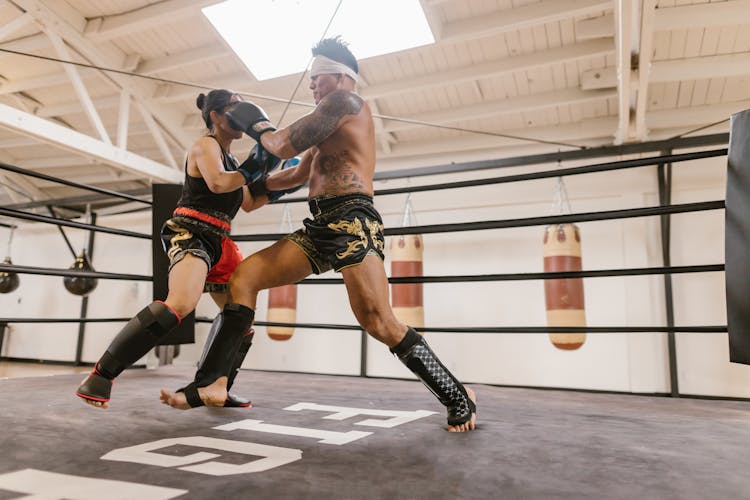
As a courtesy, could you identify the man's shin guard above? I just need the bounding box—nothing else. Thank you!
[227,328,254,392]
[77,301,181,402]
[390,328,475,426]
[182,303,254,407]
[197,313,255,407]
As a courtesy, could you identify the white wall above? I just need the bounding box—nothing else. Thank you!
[2,148,749,397]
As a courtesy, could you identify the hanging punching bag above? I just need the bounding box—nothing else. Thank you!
[64,250,98,297]
[0,257,19,294]
[267,284,298,341]
[391,234,424,328]
[267,203,298,340]
[543,223,586,350]
[390,196,424,329]
[0,227,19,293]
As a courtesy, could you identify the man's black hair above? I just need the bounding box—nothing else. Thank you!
[311,36,358,74]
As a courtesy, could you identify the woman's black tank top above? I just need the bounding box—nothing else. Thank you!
[176,136,243,220]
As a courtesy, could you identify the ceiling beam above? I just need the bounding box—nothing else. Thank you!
[0,32,48,59]
[0,13,35,41]
[135,101,177,169]
[362,39,615,100]
[646,100,750,130]
[651,53,750,82]
[0,68,98,95]
[381,88,616,134]
[580,50,750,88]
[381,118,618,158]
[380,102,743,159]
[357,76,395,154]
[117,90,130,149]
[0,103,181,183]
[14,0,194,149]
[654,0,750,31]
[135,43,230,75]
[34,94,120,118]
[442,0,612,42]
[614,0,634,144]
[84,0,224,42]
[633,0,657,140]
[578,1,750,36]
[576,13,614,39]
[45,29,111,144]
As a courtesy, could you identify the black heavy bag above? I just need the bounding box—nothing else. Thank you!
[63,250,98,296]
[0,257,19,294]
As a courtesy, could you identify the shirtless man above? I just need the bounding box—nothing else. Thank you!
[161,37,476,432]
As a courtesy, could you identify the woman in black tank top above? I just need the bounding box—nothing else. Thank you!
[76,89,270,409]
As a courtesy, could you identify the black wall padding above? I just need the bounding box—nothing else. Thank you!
[725,109,750,365]
[152,184,195,345]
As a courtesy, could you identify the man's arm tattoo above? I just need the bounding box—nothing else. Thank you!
[289,90,363,151]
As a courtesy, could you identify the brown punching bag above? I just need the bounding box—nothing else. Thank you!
[267,284,297,341]
[390,196,424,329]
[267,204,298,340]
[543,177,586,350]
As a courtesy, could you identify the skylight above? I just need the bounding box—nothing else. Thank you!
[203,0,435,81]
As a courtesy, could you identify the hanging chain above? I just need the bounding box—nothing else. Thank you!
[5,226,15,259]
[551,160,572,216]
[401,192,418,227]
[279,203,294,233]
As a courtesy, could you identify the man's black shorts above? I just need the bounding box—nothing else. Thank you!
[285,194,385,274]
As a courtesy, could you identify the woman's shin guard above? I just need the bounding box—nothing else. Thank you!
[98,301,181,378]
[77,301,180,402]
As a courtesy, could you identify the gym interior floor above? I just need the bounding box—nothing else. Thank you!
[0,365,748,499]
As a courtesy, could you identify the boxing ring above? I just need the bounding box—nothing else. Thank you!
[1,117,749,498]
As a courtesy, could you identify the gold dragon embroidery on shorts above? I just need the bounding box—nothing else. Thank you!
[365,218,385,252]
[166,220,193,261]
[328,218,368,259]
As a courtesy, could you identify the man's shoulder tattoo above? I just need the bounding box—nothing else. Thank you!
[289,91,364,152]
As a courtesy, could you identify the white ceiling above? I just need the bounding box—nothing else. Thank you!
[0,0,749,215]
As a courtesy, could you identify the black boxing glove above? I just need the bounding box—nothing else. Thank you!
[248,157,304,202]
[247,175,269,200]
[225,101,277,142]
[237,144,280,184]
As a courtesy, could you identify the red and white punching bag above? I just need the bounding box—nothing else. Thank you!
[267,204,298,340]
[391,234,424,328]
[390,196,424,329]
[267,284,297,341]
[543,175,587,351]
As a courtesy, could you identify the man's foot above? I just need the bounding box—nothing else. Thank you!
[159,377,228,410]
[75,370,112,409]
[447,387,477,433]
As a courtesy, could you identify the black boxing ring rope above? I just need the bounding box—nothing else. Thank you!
[0,148,726,322]
[0,140,730,398]
[279,148,728,203]
[0,161,152,205]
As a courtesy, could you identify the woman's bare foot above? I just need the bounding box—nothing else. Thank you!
[159,377,229,409]
[447,387,477,432]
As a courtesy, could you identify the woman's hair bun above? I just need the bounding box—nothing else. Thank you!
[196,93,206,110]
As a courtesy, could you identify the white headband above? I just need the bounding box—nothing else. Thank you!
[310,55,358,82]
